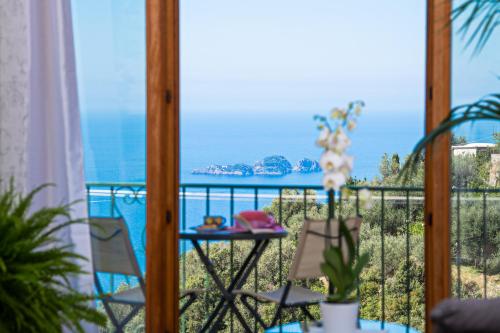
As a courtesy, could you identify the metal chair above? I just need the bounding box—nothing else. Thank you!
[234,217,362,329]
[90,217,200,332]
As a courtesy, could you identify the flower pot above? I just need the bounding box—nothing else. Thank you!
[320,301,359,333]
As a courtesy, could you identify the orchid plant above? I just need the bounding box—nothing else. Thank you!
[314,101,372,304]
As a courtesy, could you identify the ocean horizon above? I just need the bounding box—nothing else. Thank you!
[82,109,429,184]
[83,109,498,185]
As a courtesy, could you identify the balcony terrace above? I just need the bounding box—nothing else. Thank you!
[87,182,500,333]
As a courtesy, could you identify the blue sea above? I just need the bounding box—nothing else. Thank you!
[82,110,499,185]
[82,110,429,183]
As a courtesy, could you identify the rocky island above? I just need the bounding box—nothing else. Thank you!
[253,155,292,176]
[293,158,321,173]
[192,163,254,176]
[192,155,321,177]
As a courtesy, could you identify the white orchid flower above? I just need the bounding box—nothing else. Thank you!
[318,102,363,192]
[316,128,330,148]
[344,155,354,170]
[354,104,362,116]
[330,108,344,119]
[335,128,351,148]
[359,189,373,210]
[339,155,354,176]
[328,128,351,152]
[347,120,356,131]
[320,150,344,172]
[322,172,346,191]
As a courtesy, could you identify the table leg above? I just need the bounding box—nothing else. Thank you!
[192,240,256,333]
[201,240,265,331]
[204,240,267,323]
[211,240,271,330]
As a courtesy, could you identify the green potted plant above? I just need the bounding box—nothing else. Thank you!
[315,102,371,332]
[0,182,106,332]
[320,220,370,333]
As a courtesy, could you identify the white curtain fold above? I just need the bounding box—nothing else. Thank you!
[0,1,95,332]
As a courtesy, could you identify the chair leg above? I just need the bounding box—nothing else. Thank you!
[115,304,143,332]
[270,305,284,328]
[240,295,268,329]
[300,306,315,321]
[180,293,197,315]
[102,301,143,333]
[270,282,292,328]
[101,300,122,332]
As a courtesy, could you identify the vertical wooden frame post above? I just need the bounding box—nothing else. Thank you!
[425,0,451,331]
[146,0,180,332]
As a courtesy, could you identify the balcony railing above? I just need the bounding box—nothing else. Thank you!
[86,182,499,333]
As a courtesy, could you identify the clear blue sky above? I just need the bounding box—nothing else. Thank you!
[72,0,498,114]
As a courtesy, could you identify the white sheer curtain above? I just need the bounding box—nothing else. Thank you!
[0,1,95,331]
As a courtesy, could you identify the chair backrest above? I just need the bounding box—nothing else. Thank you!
[287,217,362,280]
[90,217,142,277]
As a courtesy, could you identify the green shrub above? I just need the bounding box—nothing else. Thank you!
[0,183,106,332]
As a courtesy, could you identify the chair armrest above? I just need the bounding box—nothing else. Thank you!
[431,297,500,333]
[180,289,203,300]
[233,289,271,303]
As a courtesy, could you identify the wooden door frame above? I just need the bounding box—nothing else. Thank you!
[425,0,452,331]
[146,0,180,332]
[144,0,453,331]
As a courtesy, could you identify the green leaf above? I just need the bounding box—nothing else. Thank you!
[325,247,345,273]
[353,252,370,279]
[452,0,499,54]
[0,180,106,332]
[324,247,349,294]
[339,219,356,265]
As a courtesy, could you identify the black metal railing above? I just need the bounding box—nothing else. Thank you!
[85,182,499,333]
[451,188,500,300]
[178,184,425,333]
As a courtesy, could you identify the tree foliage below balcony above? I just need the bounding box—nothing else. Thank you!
[0,183,106,333]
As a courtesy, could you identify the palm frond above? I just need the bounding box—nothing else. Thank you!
[399,94,500,182]
[452,0,500,54]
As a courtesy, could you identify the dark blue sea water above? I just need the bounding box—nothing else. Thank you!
[82,110,429,183]
[82,110,498,184]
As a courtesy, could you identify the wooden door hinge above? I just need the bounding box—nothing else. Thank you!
[165,90,172,104]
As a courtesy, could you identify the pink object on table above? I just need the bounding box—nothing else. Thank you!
[227,210,284,232]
